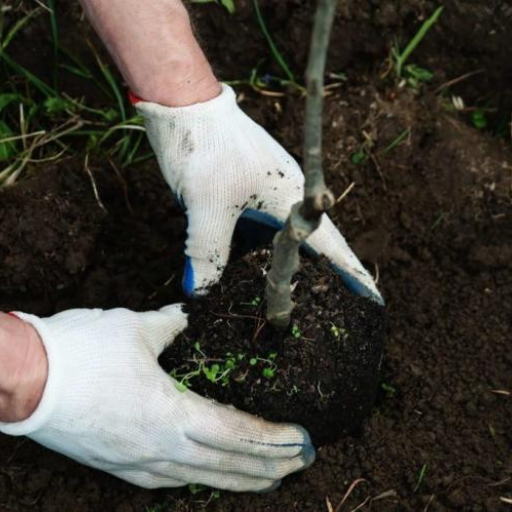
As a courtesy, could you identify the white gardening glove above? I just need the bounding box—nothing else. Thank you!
[0,306,314,491]
[133,84,383,304]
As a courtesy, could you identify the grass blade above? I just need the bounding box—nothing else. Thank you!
[253,0,295,82]
[396,6,444,77]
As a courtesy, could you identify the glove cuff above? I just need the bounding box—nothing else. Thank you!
[134,83,237,120]
[0,313,61,436]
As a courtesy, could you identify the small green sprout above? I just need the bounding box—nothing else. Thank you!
[250,295,262,306]
[193,341,207,357]
[262,367,276,379]
[291,324,301,339]
[350,148,369,165]
[413,464,428,492]
[241,295,262,307]
[330,323,348,341]
[202,364,220,383]
[188,483,205,494]
[403,64,433,88]
[381,382,396,398]
[471,109,487,130]
[170,367,201,392]
[247,352,279,379]
[287,384,300,396]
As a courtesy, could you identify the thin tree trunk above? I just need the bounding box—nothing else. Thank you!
[266,0,337,329]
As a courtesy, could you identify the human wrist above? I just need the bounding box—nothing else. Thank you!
[0,313,48,423]
[80,0,221,107]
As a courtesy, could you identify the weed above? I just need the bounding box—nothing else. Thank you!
[249,352,278,379]
[381,382,396,398]
[0,4,148,187]
[287,384,300,396]
[413,464,428,492]
[402,64,433,89]
[241,295,262,307]
[471,108,488,130]
[330,323,348,341]
[171,346,278,391]
[350,148,369,165]
[253,0,295,82]
[392,6,444,78]
[191,0,235,14]
[291,324,301,339]
[383,128,411,154]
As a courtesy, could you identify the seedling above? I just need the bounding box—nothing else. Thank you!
[187,483,221,501]
[383,128,411,154]
[171,348,277,391]
[381,382,396,398]
[471,109,488,130]
[291,324,301,339]
[248,352,278,379]
[350,148,369,165]
[241,295,262,307]
[287,384,300,396]
[330,323,348,341]
[402,64,433,89]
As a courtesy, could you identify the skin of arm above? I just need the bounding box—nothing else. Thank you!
[1,0,216,427]
[0,313,48,423]
[78,0,221,106]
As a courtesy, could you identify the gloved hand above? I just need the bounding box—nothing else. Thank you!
[133,84,383,303]
[0,306,314,491]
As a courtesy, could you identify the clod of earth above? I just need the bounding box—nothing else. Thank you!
[160,249,386,445]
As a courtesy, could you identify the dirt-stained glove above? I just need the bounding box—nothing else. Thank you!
[133,84,383,304]
[0,306,314,491]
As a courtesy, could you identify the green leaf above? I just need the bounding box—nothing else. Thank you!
[262,367,275,379]
[203,364,220,382]
[471,109,487,130]
[351,150,368,165]
[0,121,17,161]
[174,381,188,393]
[44,96,73,114]
[405,64,433,82]
[250,358,258,366]
[221,0,235,13]
[0,93,20,112]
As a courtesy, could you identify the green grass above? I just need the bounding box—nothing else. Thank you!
[191,0,235,14]
[392,6,444,79]
[0,3,148,187]
[253,0,295,82]
[413,463,428,492]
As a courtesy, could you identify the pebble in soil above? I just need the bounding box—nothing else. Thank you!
[160,249,386,446]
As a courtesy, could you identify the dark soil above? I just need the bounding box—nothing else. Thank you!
[1,1,512,511]
[160,253,385,446]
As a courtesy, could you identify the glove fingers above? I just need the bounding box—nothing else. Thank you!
[183,203,240,297]
[114,469,184,489]
[150,462,279,492]
[306,214,383,304]
[246,197,383,304]
[139,304,188,356]
[173,439,313,480]
[184,396,314,459]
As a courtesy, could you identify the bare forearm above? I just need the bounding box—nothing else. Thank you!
[78,0,221,106]
[0,313,47,423]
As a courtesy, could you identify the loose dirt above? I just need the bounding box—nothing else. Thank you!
[1,1,511,510]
